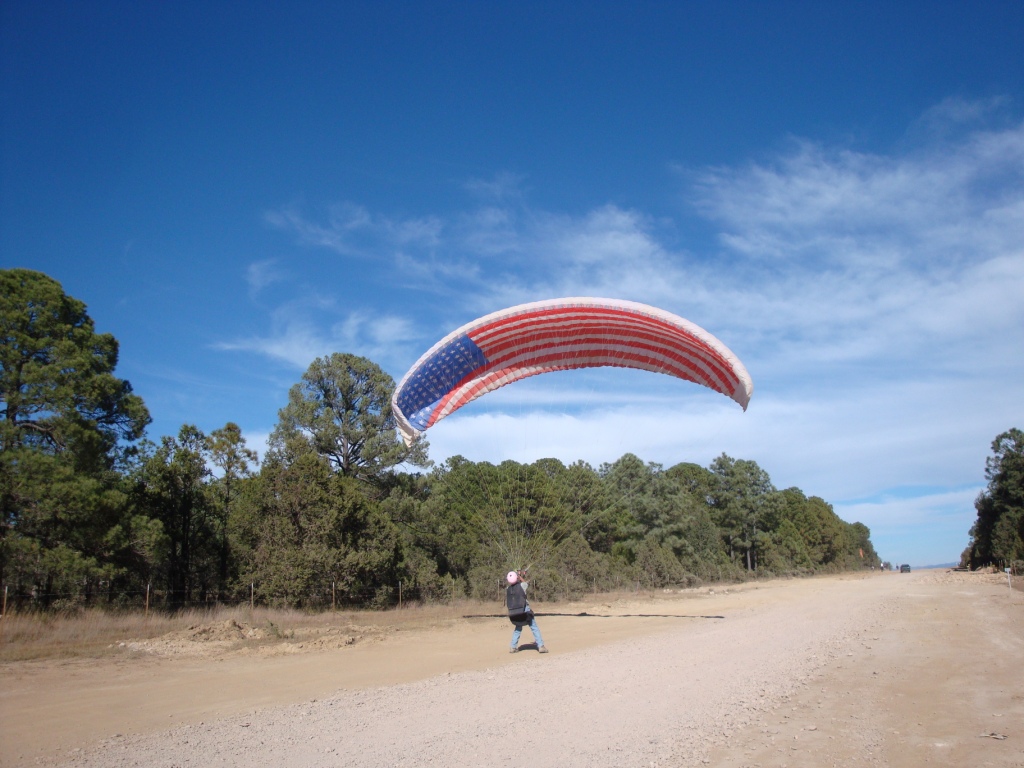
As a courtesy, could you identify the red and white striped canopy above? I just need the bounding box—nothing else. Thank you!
[392,298,753,446]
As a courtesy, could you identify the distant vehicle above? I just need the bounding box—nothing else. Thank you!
[900,564,911,573]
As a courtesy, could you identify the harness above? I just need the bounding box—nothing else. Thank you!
[505,582,532,624]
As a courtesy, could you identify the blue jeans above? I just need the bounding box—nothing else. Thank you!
[511,614,544,649]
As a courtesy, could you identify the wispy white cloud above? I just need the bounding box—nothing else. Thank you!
[692,121,1024,268]
[683,122,1024,377]
[835,486,981,530]
[419,364,1013,499]
[833,486,981,566]
[441,205,705,315]
[463,171,527,203]
[217,310,330,369]
[265,203,443,259]
[237,429,271,464]
[216,299,419,370]
[245,258,286,297]
[264,204,369,257]
[911,95,1013,139]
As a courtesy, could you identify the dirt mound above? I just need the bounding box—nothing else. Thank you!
[184,619,265,641]
[121,620,371,659]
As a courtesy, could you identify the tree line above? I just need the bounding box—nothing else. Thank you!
[962,428,1024,572]
[1,269,881,612]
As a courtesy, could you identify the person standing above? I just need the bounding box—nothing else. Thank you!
[505,570,548,654]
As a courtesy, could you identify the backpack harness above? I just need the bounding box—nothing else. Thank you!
[505,582,533,624]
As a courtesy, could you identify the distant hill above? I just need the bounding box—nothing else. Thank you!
[918,562,958,569]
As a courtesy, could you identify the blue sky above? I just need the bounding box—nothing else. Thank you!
[2,2,1022,567]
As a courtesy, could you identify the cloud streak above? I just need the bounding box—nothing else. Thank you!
[265,203,443,260]
[217,299,420,370]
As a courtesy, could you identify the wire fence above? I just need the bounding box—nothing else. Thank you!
[0,580,430,616]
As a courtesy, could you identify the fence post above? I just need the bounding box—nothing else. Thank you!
[145,583,150,619]
[1,584,7,618]
[332,581,336,611]
[250,583,254,611]
[399,581,402,610]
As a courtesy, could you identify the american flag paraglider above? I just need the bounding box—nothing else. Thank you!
[392,297,753,446]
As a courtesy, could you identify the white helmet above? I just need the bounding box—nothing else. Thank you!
[506,570,519,584]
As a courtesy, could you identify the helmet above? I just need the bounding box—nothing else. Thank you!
[506,571,519,584]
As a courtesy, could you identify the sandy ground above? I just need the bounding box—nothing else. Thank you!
[2,569,1021,767]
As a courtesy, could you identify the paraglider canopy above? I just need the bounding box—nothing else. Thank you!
[391,297,753,446]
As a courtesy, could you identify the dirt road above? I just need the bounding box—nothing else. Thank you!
[3,570,1021,767]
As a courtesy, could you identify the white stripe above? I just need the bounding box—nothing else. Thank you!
[392,297,753,445]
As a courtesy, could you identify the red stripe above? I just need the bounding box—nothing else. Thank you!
[426,351,716,428]
[470,309,663,341]
[470,305,700,345]
[493,347,724,392]
[486,342,731,393]
[479,330,734,391]
[476,319,691,352]
[467,305,734,374]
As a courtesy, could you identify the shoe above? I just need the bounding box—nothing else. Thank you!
[509,647,518,653]
[538,646,549,653]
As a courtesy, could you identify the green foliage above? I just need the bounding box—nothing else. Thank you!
[757,517,814,574]
[232,452,401,607]
[0,269,149,460]
[132,425,214,608]
[966,428,1024,568]
[412,456,584,598]
[270,353,429,485]
[708,454,776,571]
[207,423,257,599]
[1,269,150,603]
[632,538,694,588]
[386,450,877,601]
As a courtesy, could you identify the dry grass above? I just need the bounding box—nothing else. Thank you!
[0,599,505,663]
[0,588,681,664]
